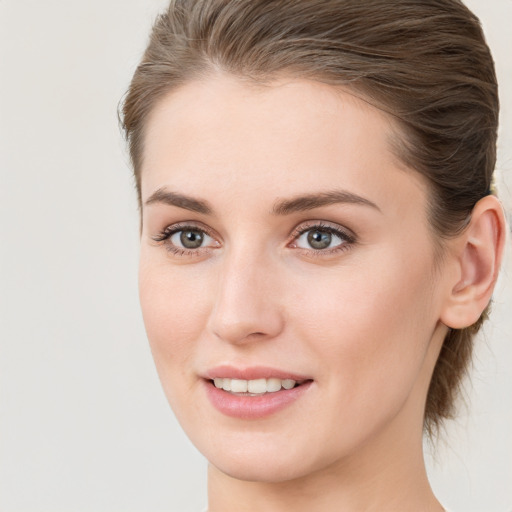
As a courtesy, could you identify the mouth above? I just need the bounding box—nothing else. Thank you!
[202,369,313,419]
[210,377,308,396]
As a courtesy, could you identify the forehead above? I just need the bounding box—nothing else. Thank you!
[141,74,427,216]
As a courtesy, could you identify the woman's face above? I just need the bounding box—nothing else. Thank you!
[139,75,450,482]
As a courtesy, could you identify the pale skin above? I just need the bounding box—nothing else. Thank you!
[138,74,505,512]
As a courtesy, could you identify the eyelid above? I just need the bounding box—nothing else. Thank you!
[152,221,217,241]
[287,220,357,255]
[151,221,221,255]
[289,220,356,244]
[151,219,356,257]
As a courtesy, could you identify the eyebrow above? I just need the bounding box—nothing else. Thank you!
[143,187,380,216]
[272,190,381,215]
[144,188,212,215]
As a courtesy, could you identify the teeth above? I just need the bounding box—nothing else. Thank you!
[213,377,298,394]
[266,378,281,392]
[230,379,248,393]
[247,378,266,393]
[282,379,295,390]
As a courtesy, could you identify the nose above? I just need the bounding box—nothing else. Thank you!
[207,249,284,345]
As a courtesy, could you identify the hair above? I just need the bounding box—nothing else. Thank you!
[120,0,499,435]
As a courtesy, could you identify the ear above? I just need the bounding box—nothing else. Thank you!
[440,195,507,329]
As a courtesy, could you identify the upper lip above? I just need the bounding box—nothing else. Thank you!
[203,365,312,382]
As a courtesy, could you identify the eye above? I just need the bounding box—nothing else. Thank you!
[297,229,339,250]
[290,222,355,253]
[170,229,210,249]
[152,223,219,255]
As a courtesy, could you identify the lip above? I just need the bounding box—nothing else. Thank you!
[203,365,311,381]
[202,365,313,420]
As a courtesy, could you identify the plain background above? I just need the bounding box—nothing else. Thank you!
[0,1,511,511]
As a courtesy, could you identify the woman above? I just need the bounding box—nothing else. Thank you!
[121,1,507,510]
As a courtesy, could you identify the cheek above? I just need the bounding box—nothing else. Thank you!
[138,255,213,375]
[288,248,438,405]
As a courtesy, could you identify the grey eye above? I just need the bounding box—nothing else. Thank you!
[181,230,203,248]
[296,228,343,250]
[307,230,332,249]
[170,229,211,249]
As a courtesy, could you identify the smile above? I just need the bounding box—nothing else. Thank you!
[203,369,313,419]
[212,377,301,395]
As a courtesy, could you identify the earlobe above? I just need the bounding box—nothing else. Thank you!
[440,195,507,329]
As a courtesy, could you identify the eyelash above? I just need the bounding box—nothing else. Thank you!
[289,221,356,256]
[151,222,217,257]
[152,221,356,257]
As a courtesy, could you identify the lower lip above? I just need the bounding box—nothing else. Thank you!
[203,380,313,420]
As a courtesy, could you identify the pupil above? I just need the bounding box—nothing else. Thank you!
[180,230,204,249]
[307,230,331,249]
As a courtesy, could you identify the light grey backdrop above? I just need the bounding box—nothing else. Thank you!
[0,1,511,511]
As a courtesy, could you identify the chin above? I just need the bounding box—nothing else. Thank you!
[192,426,342,484]
[209,451,316,484]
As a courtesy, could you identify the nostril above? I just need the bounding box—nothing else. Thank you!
[248,332,266,338]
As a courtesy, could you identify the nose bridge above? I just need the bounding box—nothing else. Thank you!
[208,243,283,344]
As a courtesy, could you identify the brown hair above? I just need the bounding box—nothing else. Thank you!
[120,0,499,434]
